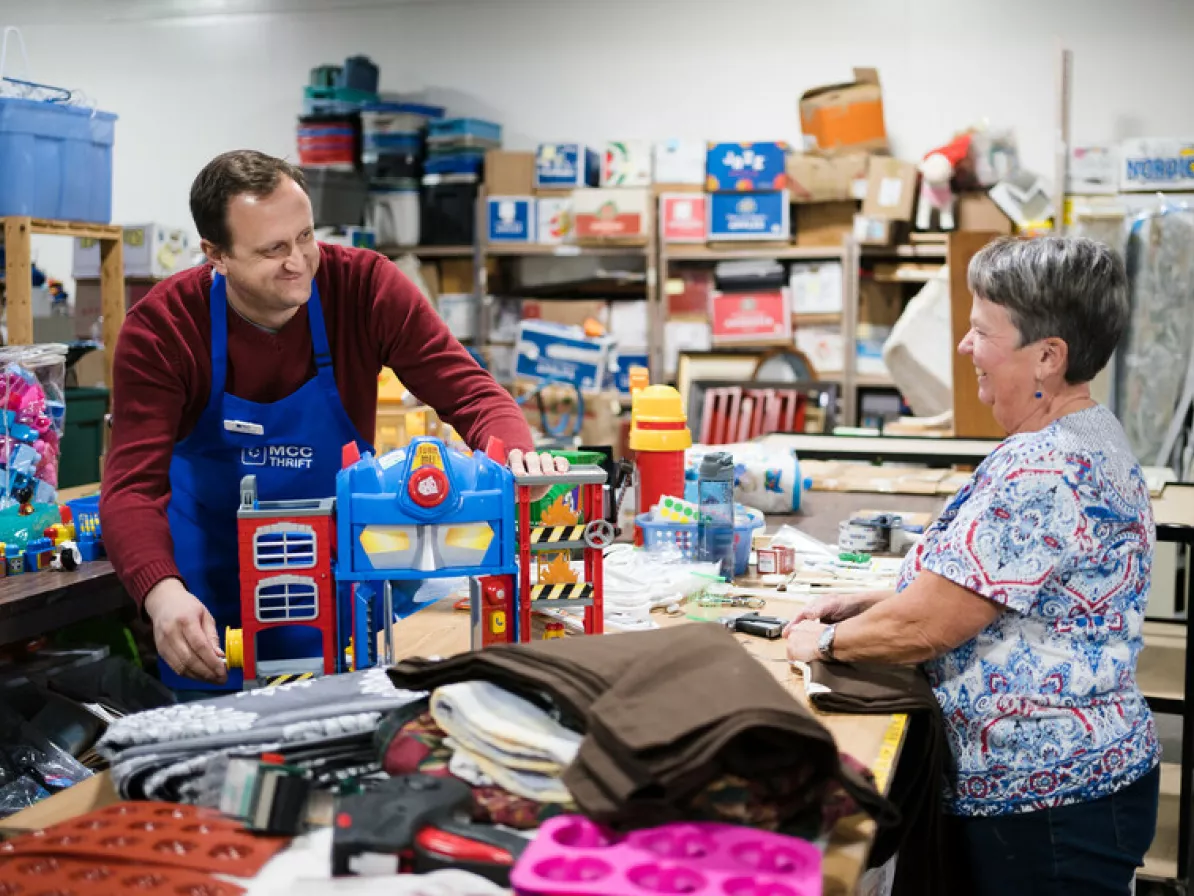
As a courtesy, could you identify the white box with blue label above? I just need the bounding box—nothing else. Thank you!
[708,191,790,241]
[654,139,707,185]
[1120,138,1194,192]
[706,142,791,192]
[535,143,600,189]
[487,196,536,242]
[514,319,617,393]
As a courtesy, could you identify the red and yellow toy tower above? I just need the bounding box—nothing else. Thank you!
[513,465,611,642]
[628,371,692,545]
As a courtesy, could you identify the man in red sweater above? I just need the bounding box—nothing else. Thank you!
[102,150,560,692]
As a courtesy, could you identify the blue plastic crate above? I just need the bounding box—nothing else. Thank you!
[0,98,116,222]
[427,117,502,144]
[635,506,764,576]
[67,493,100,536]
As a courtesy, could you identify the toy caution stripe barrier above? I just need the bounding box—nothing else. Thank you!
[531,582,592,601]
[265,672,316,687]
[530,526,587,544]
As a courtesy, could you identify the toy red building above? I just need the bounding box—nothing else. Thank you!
[234,475,338,686]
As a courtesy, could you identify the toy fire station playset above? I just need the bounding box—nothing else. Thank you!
[224,437,610,689]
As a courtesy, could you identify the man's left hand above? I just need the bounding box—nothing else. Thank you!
[508,449,571,500]
[785,620,828,664]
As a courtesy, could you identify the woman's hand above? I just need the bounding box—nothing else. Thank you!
[786,591,888,633]
[785,620,827,664]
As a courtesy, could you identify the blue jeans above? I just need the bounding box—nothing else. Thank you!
[949,765,1160,895]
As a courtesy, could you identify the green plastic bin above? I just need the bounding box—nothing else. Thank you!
[60,387,109,489]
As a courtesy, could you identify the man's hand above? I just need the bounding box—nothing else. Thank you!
[785,620,828,665]
[507,449,571,501]
[144,578,227,684]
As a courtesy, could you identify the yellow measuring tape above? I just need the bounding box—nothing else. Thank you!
[870,713,908,794]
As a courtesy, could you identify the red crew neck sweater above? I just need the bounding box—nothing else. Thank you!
[100,243,532,606]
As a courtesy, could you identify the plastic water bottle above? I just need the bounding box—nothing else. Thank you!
[697,452,735,581]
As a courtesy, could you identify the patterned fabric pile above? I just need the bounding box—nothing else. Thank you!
[95,668,422,802]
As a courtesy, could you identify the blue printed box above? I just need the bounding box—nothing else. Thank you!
[611,352,650,395]
[706,142,790,192]
[535,143,600,189]
[487,196,536,242]
[708,190,791,241]
[514,320,616,393]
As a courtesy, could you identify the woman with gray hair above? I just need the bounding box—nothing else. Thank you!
[786,236,1159,894]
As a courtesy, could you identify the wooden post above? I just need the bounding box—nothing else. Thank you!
[3,216,33,345]
[948,230,1005,439]
[99,234,125,389]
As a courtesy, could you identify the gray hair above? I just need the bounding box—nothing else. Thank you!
[966,236,1129,384]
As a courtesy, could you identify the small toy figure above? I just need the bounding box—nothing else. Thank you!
[916,134,973,232]
[15,485,35,516]
[52,541,82,572]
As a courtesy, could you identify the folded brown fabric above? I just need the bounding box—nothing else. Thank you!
[808,660,959,896]
[389,624,898,834]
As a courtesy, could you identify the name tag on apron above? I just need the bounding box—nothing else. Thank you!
[224,419,265,436]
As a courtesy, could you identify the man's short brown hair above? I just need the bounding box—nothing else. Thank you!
[190,150,308,251]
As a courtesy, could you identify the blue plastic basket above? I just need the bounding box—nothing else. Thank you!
[0,97,116,222]
[636,506,764,576]
[66,493,100,535]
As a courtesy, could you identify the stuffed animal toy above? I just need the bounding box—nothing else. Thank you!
[916,134,972,231]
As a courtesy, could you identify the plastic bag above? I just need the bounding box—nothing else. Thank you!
[0,343,67,509]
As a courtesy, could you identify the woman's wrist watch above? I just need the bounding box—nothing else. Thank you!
[817,623,838,662]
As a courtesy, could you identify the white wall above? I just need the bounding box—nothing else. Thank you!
[6,0,1194,288]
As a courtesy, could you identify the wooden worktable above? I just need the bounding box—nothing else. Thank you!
[386,581,904,896]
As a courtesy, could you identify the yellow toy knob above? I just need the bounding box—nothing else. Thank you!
[224,627,243,670]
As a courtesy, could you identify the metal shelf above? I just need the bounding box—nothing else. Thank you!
[662,244,846,262]
[377,245,473,258]
[486,242,648,257]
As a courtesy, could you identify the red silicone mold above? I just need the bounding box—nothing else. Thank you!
[0,801,288,879]
[0,854,245,896]
[510,816,822,896]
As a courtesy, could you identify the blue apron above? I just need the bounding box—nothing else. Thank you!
[163,272,370,691]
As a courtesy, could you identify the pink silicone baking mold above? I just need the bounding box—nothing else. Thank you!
[510,815,821,896]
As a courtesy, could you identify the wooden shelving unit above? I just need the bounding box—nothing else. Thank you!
[377,244,472,258]
[1,217,125,388]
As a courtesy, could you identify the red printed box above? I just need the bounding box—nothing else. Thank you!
[710,290,792,345]
[660,193,707,243]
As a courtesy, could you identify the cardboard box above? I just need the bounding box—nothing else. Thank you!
[653,139,706,185]
[708,191,790,241]
[535,143,600,189]
[794,326,844,374]
[858,279,903,327]
[611,351,650,396]
[537,196,574,244]
[485,150,535,195]
[438,259,474,294]
[572,188,650,241]
[862,156,919,221]
[67,347,107,389]
[601,141,653,186]
[487,196,536,242]
[1068,145,1118,195]
[514,319,617,392]
[794,202,855,247]
[419,261,441,304]
[799,67,888,155]
[437,293,479,340]
[521,299,609,330]
[660,193,707,243]
[608,301,650,348]
[1120,138,1194,192]
[710,290,792,345]
[705,142,790,192]
[73,224,193,280]
[789,261,843,314]
[785,152,870,203]
[581,390,625,451]
[666,268,714,317]
[853,213,897,247]
[955,192,1014,234]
